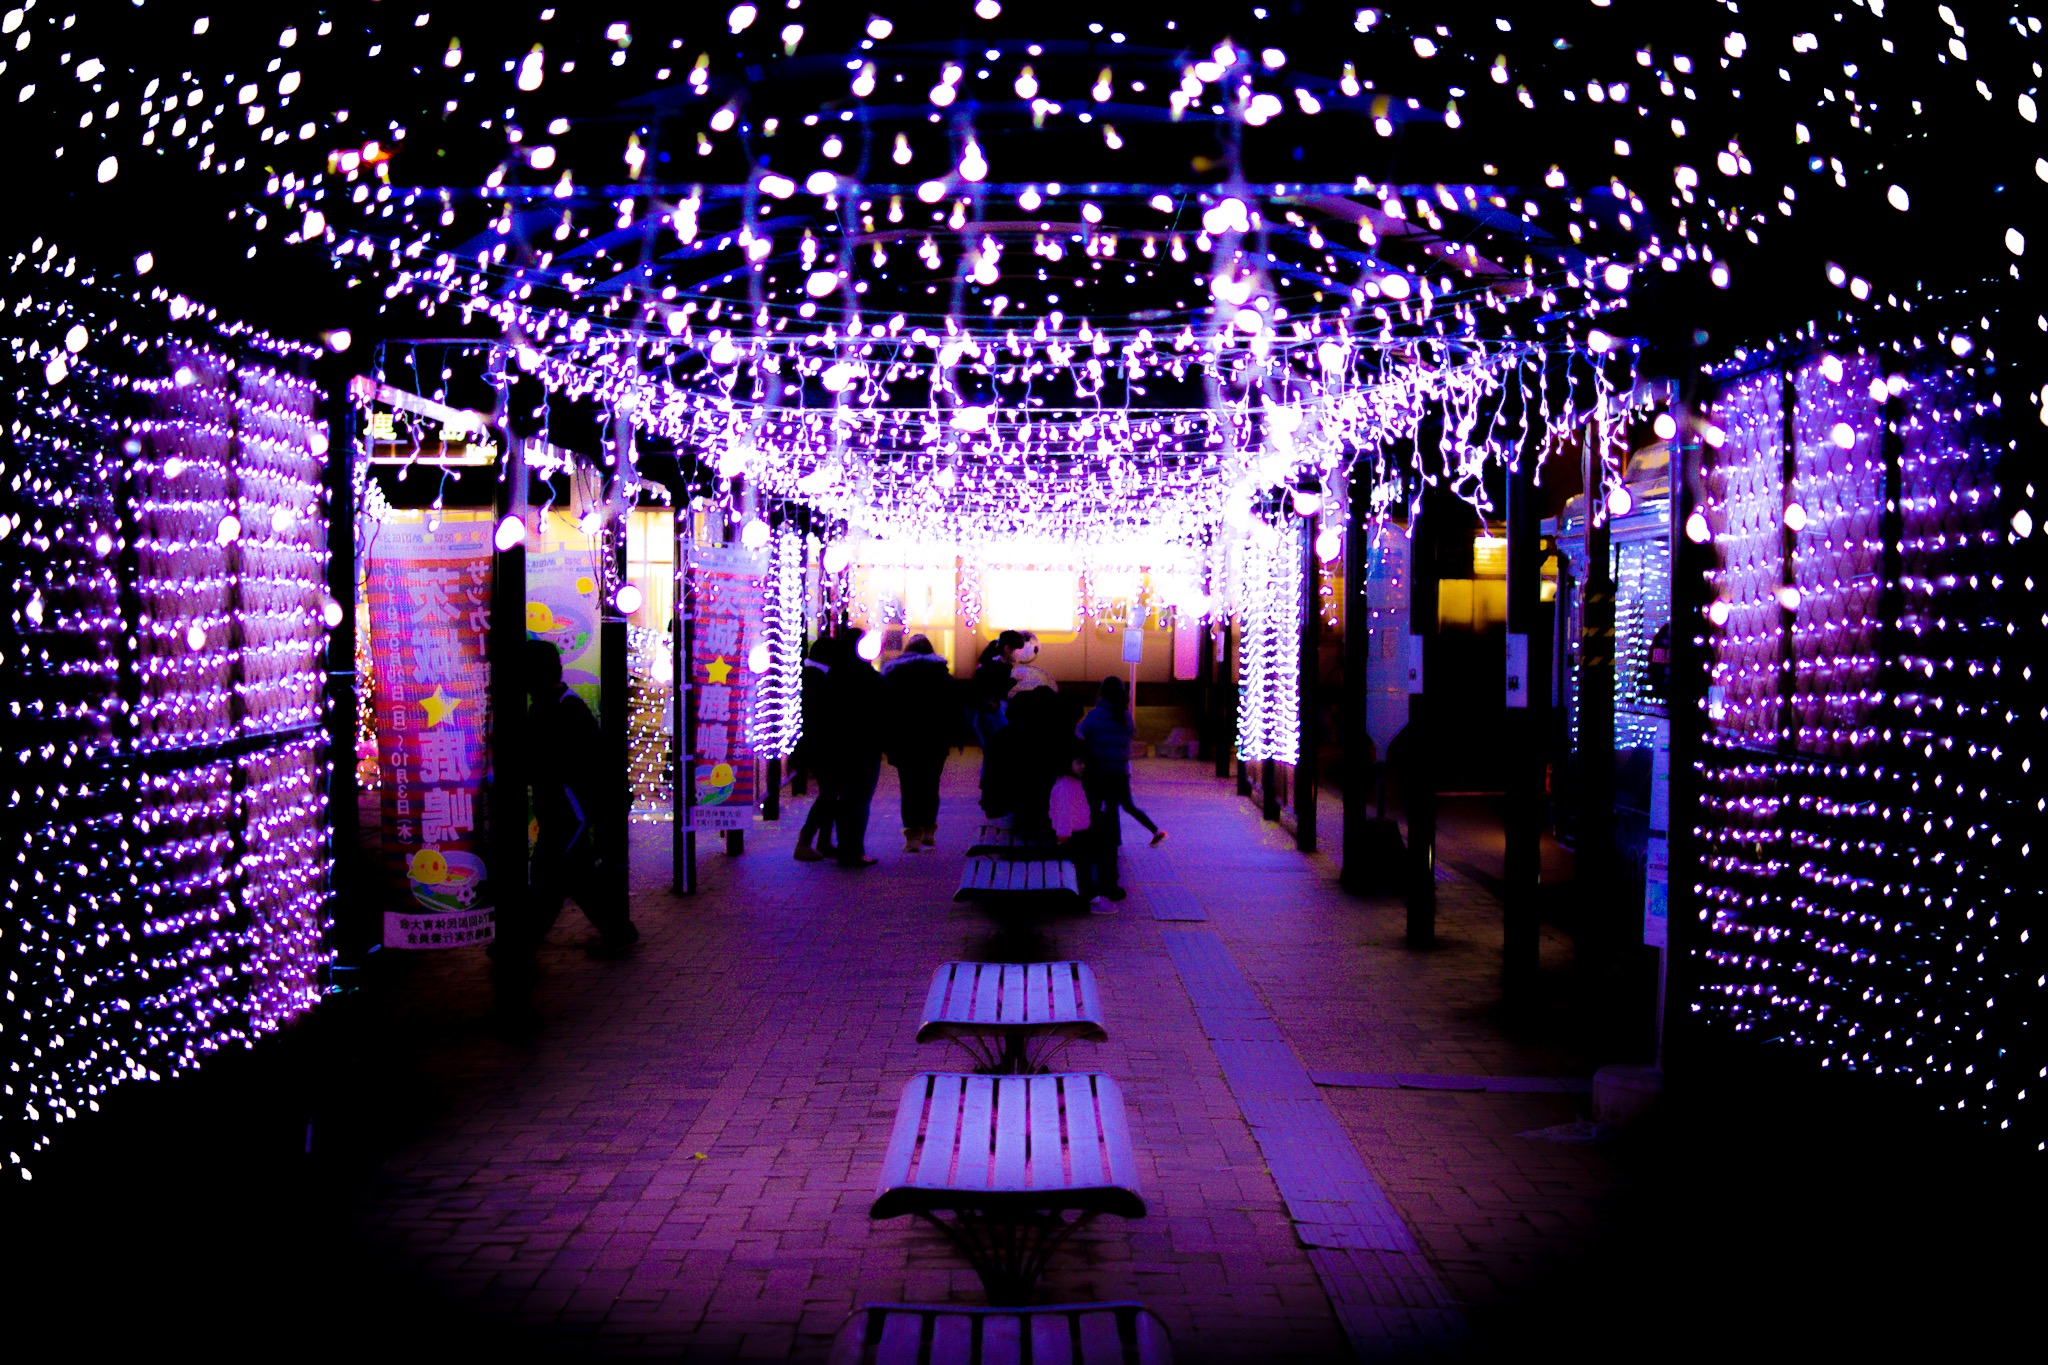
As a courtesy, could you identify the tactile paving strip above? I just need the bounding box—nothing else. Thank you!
[1159,926,1461,1354]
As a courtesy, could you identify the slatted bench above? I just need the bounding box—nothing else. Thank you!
[827,1302,1173,1365]
[955,856,1082,905]
[872,1072,1146,1304]
[917,961,1107,1074]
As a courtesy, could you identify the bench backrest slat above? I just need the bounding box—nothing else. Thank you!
[1031,1314,1075,1365]
[958,1074,995,1189]
[1062,1075,1108,1189]
[875,1310,923,1365]
[931,1312,972,1364]
[991,1074,1030,1189]
[1027,1073,1063,1190]
[913,1074,966,1188]
[1049,963,1078,1022]
[981,1313,1024,1365]
[1095,1073,1141,1193]
[1077,1310,1125,1364]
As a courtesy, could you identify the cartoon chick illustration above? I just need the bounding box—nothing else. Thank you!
[526,601,557,633]
[409,848,450,885]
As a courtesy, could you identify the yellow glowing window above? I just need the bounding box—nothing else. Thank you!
[982,569,1079,632]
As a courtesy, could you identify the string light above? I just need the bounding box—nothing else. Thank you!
[3,248,333,1181]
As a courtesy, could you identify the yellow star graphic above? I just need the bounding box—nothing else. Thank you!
[705,656,734,685]
[420,684,460,728]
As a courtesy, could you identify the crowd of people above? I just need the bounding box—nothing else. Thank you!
[789,626,1165,907]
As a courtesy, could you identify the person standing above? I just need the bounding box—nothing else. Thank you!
[792,633,842,862]
[822,627,884,867]
[516,638,640,955]
[970,630,1025,757]
[1076,675,1167,905]
[881,634,957,851]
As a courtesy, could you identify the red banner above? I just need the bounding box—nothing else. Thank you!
[686,544,761,830]
[364,510,496,948]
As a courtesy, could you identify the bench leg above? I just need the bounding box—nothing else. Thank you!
[914,1210,1096,1307]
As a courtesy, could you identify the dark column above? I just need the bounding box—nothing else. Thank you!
[1216,619,1237,780]
[489,435,530,931]
[1293,514,1318,852]
[322,396,363,953]
[1579,435,1617,956]
[601,615,628,915]
[1339,464,1376,892]
[1664,391,1712,1073]
[1406,487,1441,948]
[673,508,696,894]
[1503,446,1546,991]
[1195,618,1216,763]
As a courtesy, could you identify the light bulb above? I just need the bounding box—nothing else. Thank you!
[614,583,644,615]
[1653,413,1678,441]
[741,518,771,550]
[494,515,527,552]
[748,642,772,673]
[1606,486,1634,518]
[856,629,884,661]
[822,543,851,575]
[1314,528,1343,563]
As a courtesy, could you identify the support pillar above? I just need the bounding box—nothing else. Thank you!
[1578,435,1617,956]
[1503,447,1546,991]
[601,615,628,916]
[673,507,696,894]
[489,433,530,931]
[1293,513,1319,852]
[1406,486,1441,948]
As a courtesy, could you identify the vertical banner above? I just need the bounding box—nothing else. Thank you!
[686,544,761,830]
[525,508,604,716]
[365,510,496,948]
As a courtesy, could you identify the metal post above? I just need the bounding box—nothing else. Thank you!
[1216,619,1237,779]
[1405,485,1440,948]
[601,615,628,916]
[489,431,530,933]
[1664,389,1711,1074]
[673,507,695,894]
[1339,463,1374,892]
[1579,432,1617,958]
[1503,444,1544,990]
[322,391,363,954]
[1293,514,1319,852]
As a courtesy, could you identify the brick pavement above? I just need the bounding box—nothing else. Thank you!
[349,758,1626,1361]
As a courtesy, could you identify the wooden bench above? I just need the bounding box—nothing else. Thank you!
[872,1072,1145,1304]
[955,856,1081,905]
[917,961,1107,1073]
[827,1302,1173,1365]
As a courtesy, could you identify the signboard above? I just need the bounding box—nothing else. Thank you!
[1643,718,1670,948]
[525,508,604,718]
[1405,634,1426,693]
[686,544,761,830]
[1121,626,1145,665]
[1505,632,1530,708]
[364,510,496,948]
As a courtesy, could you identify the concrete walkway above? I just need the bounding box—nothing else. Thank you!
[344,758,1621,1360]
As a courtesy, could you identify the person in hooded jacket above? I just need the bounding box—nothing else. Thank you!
[881,634,957,851]
[820,626,885,867]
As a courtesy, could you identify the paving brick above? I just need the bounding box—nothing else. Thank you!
[333,761,1623,1359]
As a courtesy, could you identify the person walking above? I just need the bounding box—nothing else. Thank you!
[515,638,640,956]
[881,634,956,851]
[792,633,841,862]
[822,626,884,867]
[1076,674,1167,844]
[1075,675,1166,906]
